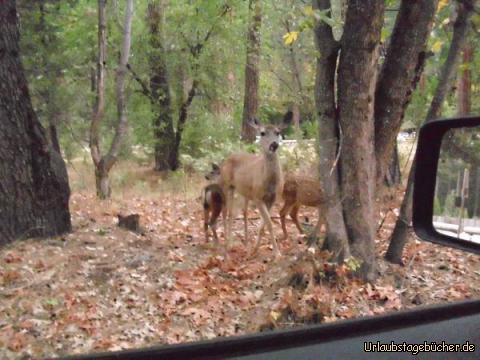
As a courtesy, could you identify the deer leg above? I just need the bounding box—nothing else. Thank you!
[243,198,249,244]
[252,216,265,256]
[280,202,293,240]
[290,205,303,235]
[204,208,210,243]
[225,188,235,250]
[210,204,222,247]
[254,201,281,258]
[211,220,219,245]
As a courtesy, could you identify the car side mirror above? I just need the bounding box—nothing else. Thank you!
[413,116,480,254]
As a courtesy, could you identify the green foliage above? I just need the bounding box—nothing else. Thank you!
[434,195,443,215]
[17,0,479,181]
[345,257,362,273]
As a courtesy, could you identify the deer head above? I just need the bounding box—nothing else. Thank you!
[248,117,289,155]
[205,163,221,181]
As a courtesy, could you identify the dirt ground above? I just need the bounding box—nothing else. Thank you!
[1,165,479,359]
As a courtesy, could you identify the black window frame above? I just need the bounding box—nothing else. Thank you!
[412,116,480,254]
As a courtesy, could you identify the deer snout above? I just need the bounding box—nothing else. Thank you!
[269,142,279,152]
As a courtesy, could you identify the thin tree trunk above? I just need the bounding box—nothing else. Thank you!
[90,0,134,199]
[90,0,107,175]
[313,0,350,262]
[385,164,415,264]
[337,0,384,281]
[171,80,198,170]
[291,103,300,130]
[374,0,437,186]
[457,44,472,116]
[241,0,261,143]
[385,142,401,187]
[149,0,177,172]
[0,0,71,244]
[385,0,475,264]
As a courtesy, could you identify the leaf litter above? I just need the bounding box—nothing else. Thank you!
[0,190,479,359]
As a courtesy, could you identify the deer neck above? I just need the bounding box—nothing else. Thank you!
[263,151,281,177]
[261,151,282,207]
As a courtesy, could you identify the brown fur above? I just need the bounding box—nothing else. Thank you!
[202,183,225,245]
[280,175,326,239]
[221,121,286,258]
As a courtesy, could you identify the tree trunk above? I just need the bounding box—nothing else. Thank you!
[426,1,474,121]
[90,0,133,198]
[313,0,350,262]
[337,0,384,281]
[90,0,107,195]
[149,0,177,172]
[385,142,401,187]
[385,0,475,264]
[385,164,415,264]
[374,0,437,186]
[314,0,383,281]
[0,0,71,244]
[457,44,472,116]
[172,80,198,170]
[241,0,261,143]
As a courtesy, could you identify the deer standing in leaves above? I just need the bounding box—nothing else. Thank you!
[221,116,289,258]
[280,175,326,240]
[202,163,225,245]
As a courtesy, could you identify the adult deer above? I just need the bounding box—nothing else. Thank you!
[221,116,289,258]
[280,175,326,240]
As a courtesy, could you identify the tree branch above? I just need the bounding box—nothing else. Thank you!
[126,63,153,101]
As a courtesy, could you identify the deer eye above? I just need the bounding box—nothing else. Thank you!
[260,131,266,136]
[275,131,280,136]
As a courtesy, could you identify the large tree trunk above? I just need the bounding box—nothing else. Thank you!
[313,0,350,262]
[149,0,177,171]
[385,0,475,264]
[314,0,384,281]
[241,0,261,143]
[0,0,71,245]
[337,0,384,281]
[90,0,133,198]
[374,0,437,186]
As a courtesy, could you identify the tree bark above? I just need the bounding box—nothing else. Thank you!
[313,0,350,262]
[374,0,437,186]
[148,0,177,171]
[385,141,402,187]
[241,0,261,143]
[172,80,198,170]
[90,0,133,199]
[457,43,472,116]
[337,0,384,281]
[385,0,475,264]
[385,142,401,187]
[0,0,71,244]
[90,0,107,177]
[426,1,474,121]
[385,164,415,265]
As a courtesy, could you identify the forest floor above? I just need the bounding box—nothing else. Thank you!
[1,162,480,359]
